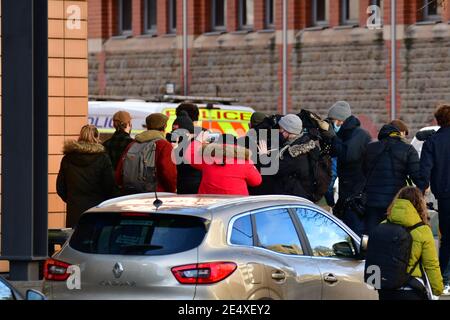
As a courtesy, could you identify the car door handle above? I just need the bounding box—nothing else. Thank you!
[324,273,338,284]
[271,271,286,281]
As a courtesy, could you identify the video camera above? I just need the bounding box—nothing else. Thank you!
[415,129,437,141]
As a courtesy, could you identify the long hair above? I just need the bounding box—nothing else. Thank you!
[387,186,429,225]
[78,124,100,144]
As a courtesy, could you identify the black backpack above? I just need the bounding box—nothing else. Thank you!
[307,149,332,203]
[364,221,425,290]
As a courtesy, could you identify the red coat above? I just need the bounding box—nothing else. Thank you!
[115,130,177,193]
[186,141,262,195]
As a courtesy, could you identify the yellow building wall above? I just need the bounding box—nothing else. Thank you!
[0,0,88,273]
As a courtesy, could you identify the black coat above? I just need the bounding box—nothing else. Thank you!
[331,116,372,199]
[103,130,133,170]
[273,134,319,200]
[421,126,450,199]
[363,125,425,209]
[240,128,277,195]
[57,141,118,228]
[174,137,202,194]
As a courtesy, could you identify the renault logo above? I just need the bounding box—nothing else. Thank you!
[113,262,124,279]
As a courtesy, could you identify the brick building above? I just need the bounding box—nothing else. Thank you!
[0,0,89,272]
[88,0,450,137]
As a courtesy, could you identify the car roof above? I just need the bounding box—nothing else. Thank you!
[88,193,314,218]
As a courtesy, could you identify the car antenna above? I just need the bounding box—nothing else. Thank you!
[151,144,163,210]
[153,191,163,210]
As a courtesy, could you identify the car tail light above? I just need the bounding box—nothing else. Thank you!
[44,258,71,281]
[171,262,237,285]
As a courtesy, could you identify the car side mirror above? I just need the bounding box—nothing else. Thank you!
[358,234,369,259]
[332,241,355,258]
[360,235,369,252]
[26,289,46,300]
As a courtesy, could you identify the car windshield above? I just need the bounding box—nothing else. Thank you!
[70,212,208,256]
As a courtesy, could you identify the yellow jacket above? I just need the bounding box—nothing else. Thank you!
[386,199,444,296]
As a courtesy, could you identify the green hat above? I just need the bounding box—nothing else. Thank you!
[250,112,267,127]
[146,113,169,130]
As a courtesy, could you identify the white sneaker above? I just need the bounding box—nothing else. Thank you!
[443,284,450,296]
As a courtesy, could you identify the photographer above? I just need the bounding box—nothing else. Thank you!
[328,101,372,236]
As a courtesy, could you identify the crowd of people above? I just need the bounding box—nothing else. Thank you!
[56,100,450,299]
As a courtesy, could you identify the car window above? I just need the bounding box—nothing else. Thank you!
[296,208,355,258]
[70,212,208,255]
[254,208,303,255]
[0,280,14,300]
[230,214,253,246]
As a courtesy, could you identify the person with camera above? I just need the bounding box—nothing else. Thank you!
[266,114,321,201]
[328,101,372,236]
[420,103,450,293]
[363,120,425,235]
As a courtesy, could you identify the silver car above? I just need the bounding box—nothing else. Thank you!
[43,194,378,300]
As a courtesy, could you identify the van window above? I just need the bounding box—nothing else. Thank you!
[70,212,208,255]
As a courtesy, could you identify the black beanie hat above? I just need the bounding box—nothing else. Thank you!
[173,111,195,134]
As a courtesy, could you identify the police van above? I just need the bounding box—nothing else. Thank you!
[88,95,255,141]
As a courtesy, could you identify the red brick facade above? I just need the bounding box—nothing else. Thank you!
[89,0,450,38]
[88,0,450,137]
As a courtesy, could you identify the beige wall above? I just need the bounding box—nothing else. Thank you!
[0,0,89,273]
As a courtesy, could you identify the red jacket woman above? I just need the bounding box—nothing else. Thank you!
[186,138,262,195]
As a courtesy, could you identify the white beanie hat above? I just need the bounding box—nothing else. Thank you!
[279,114,303,135]
[328,101,352,121]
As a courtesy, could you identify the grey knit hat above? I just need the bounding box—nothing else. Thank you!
[328,101,352,121]
[279,114,303,135]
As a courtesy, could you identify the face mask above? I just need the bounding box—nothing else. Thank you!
[333,123,342,133]
[279,132,287,144]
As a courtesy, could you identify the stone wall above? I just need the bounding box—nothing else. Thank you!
[399,25,450,135]
[88,25,450,137]
[189,34,279,113]
[291,28,389,137]
[102,50,181,96]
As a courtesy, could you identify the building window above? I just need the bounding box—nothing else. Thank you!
[145,0,157,34]
[265,0,274,28]
[341,0,359,25]
[239,0,254,29]
[423,0,442,21]
[312,0,330,26]
[168,0,177,33]
[118,0,132,35]
[212,0,226,31]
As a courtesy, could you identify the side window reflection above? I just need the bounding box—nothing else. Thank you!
[254,208,303,255]
[296,208,355,258]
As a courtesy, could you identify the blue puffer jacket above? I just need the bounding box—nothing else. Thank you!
[364,125,425,209]
[420,127,450,199]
